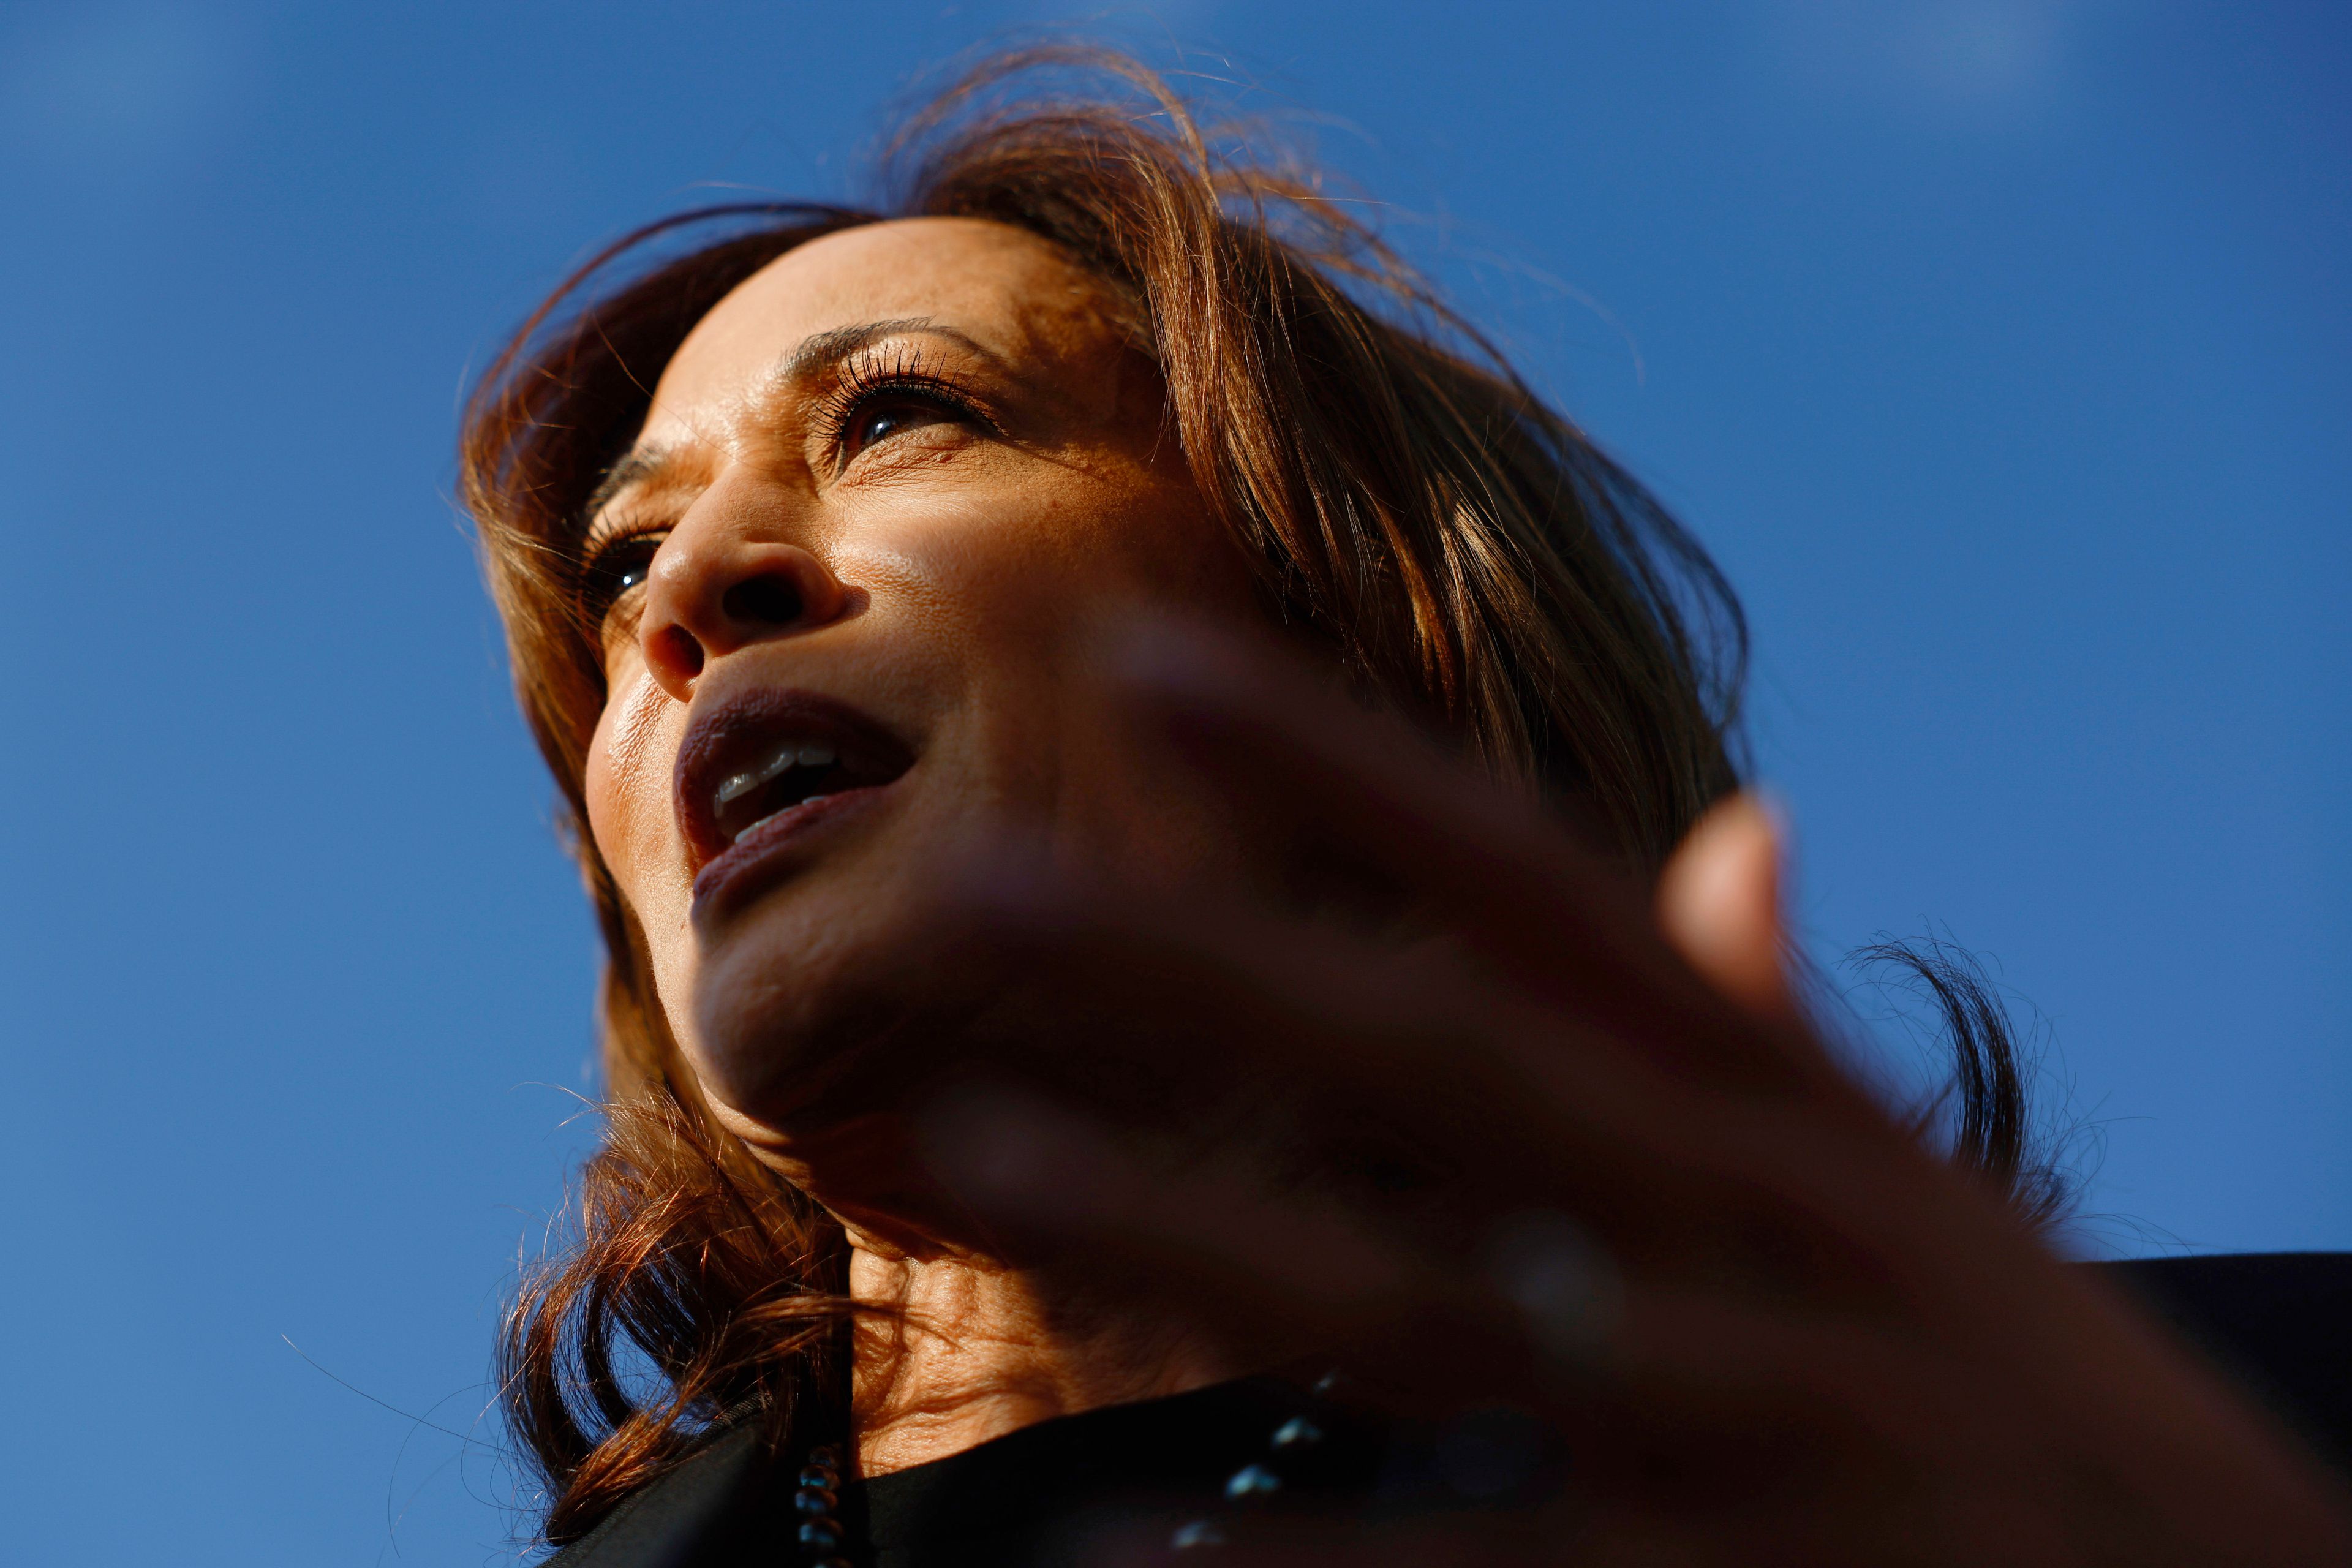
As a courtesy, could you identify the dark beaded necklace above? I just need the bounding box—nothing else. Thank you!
[1164,1406,1328,1550]
[791,1443,851,1567]
[791,1374,1338,1563]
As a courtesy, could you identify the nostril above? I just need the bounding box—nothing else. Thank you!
[724,573,802,628]
[653,624,704,679]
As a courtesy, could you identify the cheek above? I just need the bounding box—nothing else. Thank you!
[850,476,1259,863]
[841,467,1254,654]
[584,668,693,937]
[1077,473,1260,628]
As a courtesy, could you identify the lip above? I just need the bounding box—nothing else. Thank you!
[675,687,915,921]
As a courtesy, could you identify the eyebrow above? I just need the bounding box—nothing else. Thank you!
[775,316,994,381]
[582,447,677,524]
[582,318,1000,524]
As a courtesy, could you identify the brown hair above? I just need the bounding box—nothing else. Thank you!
[462,46,1794,1545]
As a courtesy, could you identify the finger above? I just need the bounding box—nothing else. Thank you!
[916,1096,2019,1567]
[1104,619,1840,1099]
[1656,794,1798,1026]
[916,844,1951,1303]
[747,831,1738,1269]
[1610,1286,1972,1471]
[854,843,1980,1345]
[903,850,1728,1251]
[915,1084,1622,1415]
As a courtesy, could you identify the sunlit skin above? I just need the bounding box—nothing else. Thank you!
[572,216,2350,1562]
[582,217,1291,1470]
[581,216,1789,1476]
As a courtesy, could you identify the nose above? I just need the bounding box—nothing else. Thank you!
[636,498,851,703]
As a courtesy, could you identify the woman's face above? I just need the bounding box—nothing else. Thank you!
[581,217,1259,1155]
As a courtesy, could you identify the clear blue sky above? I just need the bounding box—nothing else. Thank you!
[1,2,2344,1561]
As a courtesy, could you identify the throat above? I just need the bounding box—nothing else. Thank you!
[846,1242,1242,1477]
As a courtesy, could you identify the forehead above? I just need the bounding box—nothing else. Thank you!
[646,217,1124,424]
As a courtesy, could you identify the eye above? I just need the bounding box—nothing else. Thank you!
[819,345,994,473]
[839,387,964,462]
[578,529,668,631]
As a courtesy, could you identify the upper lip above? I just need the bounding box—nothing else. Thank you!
[673,687,916,873]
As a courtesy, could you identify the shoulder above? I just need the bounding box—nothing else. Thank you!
[2094,1252,2352,1471]
[537,1423,783,1568]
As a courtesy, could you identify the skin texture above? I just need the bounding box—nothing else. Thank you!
[582,218,1270,1469]
[580,216,2352,1560]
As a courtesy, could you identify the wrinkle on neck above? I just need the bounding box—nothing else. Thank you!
[847,1238,1237,1477]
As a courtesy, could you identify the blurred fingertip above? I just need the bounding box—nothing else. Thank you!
[1740,786,1794,864]
[917,1086,1118,1223]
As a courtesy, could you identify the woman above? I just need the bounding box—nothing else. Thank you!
[461,50,2352,1566]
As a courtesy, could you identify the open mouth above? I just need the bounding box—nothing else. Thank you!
[674,690,914,892]
[712,739,856,845]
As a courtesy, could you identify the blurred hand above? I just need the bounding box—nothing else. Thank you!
[843,621,2352,1566]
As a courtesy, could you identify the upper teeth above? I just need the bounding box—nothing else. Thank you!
[716,742,837,806]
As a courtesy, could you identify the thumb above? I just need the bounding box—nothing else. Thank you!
[1656,793,1797,1023]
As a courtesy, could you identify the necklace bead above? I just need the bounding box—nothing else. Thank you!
[791,1444,848,1563]
[1270,1416,1322,1451]
[1224,1463,1283,1500]
[1170,1518,1229,1549]
[797,1375,1341,1561]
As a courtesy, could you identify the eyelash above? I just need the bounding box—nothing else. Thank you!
[575,522,666,632]
[810,345,993,469]
[573,348,992,631]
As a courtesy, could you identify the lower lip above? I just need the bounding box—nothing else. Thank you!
[690,782,896,924]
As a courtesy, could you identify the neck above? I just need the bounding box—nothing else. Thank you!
[846,1238,1239,1476]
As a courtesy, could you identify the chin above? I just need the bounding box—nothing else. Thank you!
[685,839,960,1144]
